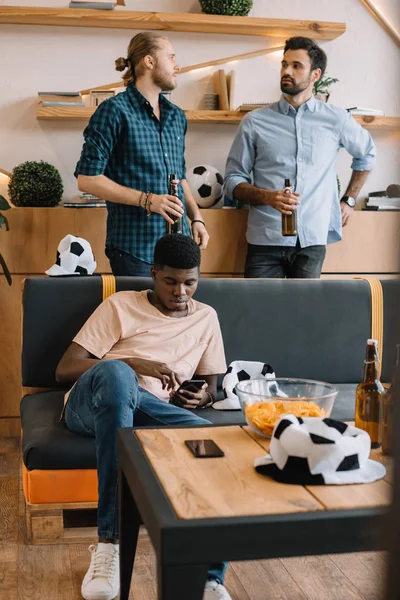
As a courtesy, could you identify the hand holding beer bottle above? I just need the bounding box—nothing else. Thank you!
[165,174,184,235]
[281,178,298,236]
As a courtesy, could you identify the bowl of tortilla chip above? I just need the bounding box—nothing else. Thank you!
[236,378,338,438]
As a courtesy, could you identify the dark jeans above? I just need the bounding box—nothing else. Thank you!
[65,360,227,584]
[245,242,326,279]
[106,248,152,277]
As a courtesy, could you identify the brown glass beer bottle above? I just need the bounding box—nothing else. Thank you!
[281,178,297,236]
[355,339,384,448]
[166,174,183,235]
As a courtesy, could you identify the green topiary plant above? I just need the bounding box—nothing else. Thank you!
[8,160,63,207]
[199,0,253,17]
[0,194,12,285]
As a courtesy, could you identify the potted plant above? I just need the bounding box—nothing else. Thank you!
[0,194,11,285]
[8,160,63,207]
[199,0,253,17]
[313,75,339,103]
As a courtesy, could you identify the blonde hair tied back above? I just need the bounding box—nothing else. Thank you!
[115,32,167,86]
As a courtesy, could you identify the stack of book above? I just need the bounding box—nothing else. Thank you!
[237,103,271,112]
[69,0,125,9]
[346,107,384,116]
[38,92,85,107]
[64,193,106,208]
[364,186,400,211]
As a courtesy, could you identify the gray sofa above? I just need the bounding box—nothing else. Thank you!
[21,277,400,472]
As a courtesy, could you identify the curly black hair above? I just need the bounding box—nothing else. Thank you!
[284,36,327,78]
[154,234,201,270]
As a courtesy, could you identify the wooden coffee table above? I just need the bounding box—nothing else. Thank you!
[116,424,392,600]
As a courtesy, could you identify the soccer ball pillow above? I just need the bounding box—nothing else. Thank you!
[187,165,224,208]
[213,360,275,410]
[254,415,386,485]
[45,234,96,276]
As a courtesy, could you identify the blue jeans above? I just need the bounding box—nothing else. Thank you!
[106,248,152,277]
[65,360,227,585]
[245,242,326,278]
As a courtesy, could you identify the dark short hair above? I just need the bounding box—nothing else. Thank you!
[284,36,327,78]
[154,234,201,270]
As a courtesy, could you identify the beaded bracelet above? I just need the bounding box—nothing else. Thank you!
[146,193,153,217]
[139,191,147,210]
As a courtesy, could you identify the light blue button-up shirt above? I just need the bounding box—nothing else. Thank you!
[224,95,376,247]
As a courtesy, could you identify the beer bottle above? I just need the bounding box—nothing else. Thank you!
[281,178,297,236]
[355,339,384,448]
[381,344,400,456]
[165,174,183,235]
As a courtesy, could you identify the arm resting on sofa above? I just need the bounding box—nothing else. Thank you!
[56,342,100,384]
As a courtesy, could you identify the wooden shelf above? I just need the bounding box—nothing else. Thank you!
[352,115,400,130]
[0,6,346,39]
[36,104,400,130]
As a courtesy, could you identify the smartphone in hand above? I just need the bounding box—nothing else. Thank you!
[177,379,206,395]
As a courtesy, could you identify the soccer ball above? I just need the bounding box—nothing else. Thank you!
[45,234,97,276]
[187,165,224,208]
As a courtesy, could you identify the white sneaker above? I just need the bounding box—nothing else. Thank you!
[81,543,119,600]
[203,580,232,600]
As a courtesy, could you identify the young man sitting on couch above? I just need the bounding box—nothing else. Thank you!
[56,234,231,600]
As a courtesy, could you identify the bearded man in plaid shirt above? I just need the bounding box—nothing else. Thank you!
[75,32,209,277]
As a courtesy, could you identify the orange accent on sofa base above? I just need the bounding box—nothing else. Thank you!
[22,463,98,504]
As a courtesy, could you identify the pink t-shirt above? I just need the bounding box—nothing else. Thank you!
[71,290,227,402]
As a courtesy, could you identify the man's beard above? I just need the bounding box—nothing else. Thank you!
[153,65,177,92]
[280,75,311,96]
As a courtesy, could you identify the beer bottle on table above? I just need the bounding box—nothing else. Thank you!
[355,339,384,448]
[381,344,400,456]
[166,174,183,235]
[281,178,297,237]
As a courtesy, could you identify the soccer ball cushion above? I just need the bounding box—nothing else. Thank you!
[187,165,224,208]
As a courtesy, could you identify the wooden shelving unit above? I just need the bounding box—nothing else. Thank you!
[0,6,346,39]
[36,104,400,130]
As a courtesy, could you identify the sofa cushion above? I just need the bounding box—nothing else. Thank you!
[21,385,357,471]
[23,277,400,388]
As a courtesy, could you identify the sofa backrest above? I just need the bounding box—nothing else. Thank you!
[22,277,400,388]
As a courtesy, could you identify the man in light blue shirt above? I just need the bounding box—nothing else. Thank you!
[224,36,376,278]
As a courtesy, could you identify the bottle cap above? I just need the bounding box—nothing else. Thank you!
[367,339,378,346]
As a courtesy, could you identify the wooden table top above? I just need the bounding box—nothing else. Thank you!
[135,425,393,520]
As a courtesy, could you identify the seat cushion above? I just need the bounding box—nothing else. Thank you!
[21,385,357,471]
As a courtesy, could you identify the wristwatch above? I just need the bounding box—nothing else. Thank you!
[341,195,356,208]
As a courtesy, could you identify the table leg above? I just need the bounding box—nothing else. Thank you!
[119,467,141,600]
[157,562,209,600]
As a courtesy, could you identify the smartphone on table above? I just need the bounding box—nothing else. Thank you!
[185,439,225,458]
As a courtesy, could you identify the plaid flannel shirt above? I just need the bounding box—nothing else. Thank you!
[75,84,190,263]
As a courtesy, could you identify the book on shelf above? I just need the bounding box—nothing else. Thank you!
[63,202,106,208]
[64,193,106,207]
[237,103,270,112]
[69,0,125,8]
[38,92,85,107]
[346,107,384,116]
[69,2,115,9]
[365,195,400,211]
[227,70,236,111]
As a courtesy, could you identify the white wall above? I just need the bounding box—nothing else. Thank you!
[0,0,399,203]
